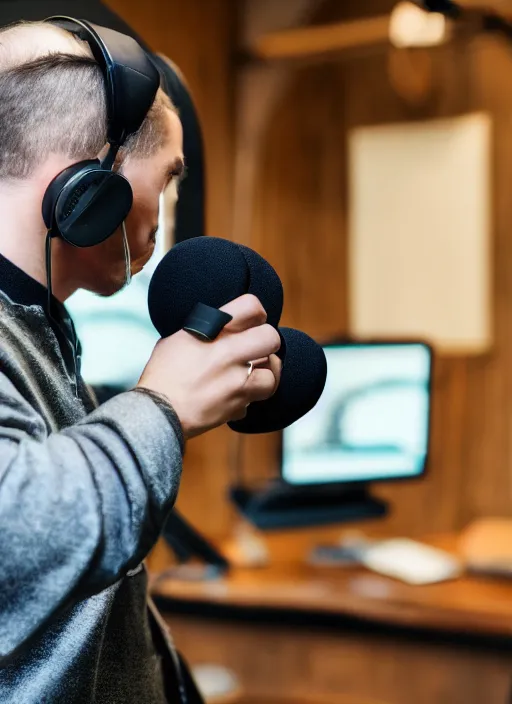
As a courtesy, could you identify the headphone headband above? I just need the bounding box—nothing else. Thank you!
[44,16,160,148]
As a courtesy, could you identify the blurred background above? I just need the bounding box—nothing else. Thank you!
[68,0,512,702]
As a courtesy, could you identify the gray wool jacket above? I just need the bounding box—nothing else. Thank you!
[0,254,186,703]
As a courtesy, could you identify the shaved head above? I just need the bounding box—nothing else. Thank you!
[0,21,90,67]
[0,21,173,181]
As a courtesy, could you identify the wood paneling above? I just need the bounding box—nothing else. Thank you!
[107,0,512,544]
[105,0,235,238]
[248,15,390,62]
[165,614,512,704]
[232,0,323,250]
[105,0,235,244]
[242,0,512,537]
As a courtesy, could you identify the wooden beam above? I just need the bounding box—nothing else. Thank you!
[240,0,320,47]
[249,15,391,62]
[246,1,512,65]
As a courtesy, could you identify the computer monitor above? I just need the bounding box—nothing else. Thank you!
[281,341,432,487]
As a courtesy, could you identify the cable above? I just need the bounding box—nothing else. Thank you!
[147,597,188,704]
[45,230,54,321]
[121,221,132,287]
[45,231,79,398]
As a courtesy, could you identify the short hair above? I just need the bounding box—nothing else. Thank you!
[0,23,172,180]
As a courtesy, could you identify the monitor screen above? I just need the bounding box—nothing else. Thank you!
[282,342,432,486]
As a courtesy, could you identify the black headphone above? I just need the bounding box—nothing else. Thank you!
[41,16,161,248]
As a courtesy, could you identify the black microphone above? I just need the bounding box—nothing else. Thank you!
[228,326,327,434]
[147,237,327,434]
[148,237,283,334]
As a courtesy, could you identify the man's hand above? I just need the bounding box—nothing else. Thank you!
[137,294,282,439]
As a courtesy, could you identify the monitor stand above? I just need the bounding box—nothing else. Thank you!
[229,480,388,531]
[157,509,230,581]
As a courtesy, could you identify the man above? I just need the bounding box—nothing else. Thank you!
[0,0,206,407]
[0,20,281,704]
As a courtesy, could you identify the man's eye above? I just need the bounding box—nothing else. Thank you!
[168,166,187,189]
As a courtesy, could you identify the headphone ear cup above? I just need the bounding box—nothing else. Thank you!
[42,160,100,232]
[43,162,133,247]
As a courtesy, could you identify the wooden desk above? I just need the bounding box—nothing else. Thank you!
[151,532,512,704]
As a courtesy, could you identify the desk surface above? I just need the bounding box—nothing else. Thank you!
[151,532,512,640]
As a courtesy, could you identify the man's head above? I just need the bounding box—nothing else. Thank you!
[0,21,184,298]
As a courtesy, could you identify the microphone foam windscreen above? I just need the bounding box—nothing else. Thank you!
[148,237,283,338]
[236,244,284,327]
[228,327,327,434]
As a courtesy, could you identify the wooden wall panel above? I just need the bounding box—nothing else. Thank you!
[105,0,235,240]
[243,2,512,537]
[106,0,512,545]
[238,60,349,490]
[166,615,512,704]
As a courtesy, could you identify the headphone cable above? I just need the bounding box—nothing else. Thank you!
[45,231,79,398]
[121,221,132,287]
[45,230,54,321]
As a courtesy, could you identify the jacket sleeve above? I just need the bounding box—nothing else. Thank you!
[0,371,184,660]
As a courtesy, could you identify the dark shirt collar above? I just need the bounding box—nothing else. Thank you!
[0,252,82,393]
[0,251,70,320]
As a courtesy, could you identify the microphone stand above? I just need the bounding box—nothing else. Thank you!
[153,509,230,585]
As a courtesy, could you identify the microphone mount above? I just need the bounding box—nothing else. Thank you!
[418,0,512,46]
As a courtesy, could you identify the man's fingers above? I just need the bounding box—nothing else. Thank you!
[228,406,249,423]
[251,356,269,366]
[226,324,281,365]
[245,367,279,404]
[267,354,282,396]
[210,294,282,410]
[248,355,281,395]
[220,294,267,333]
